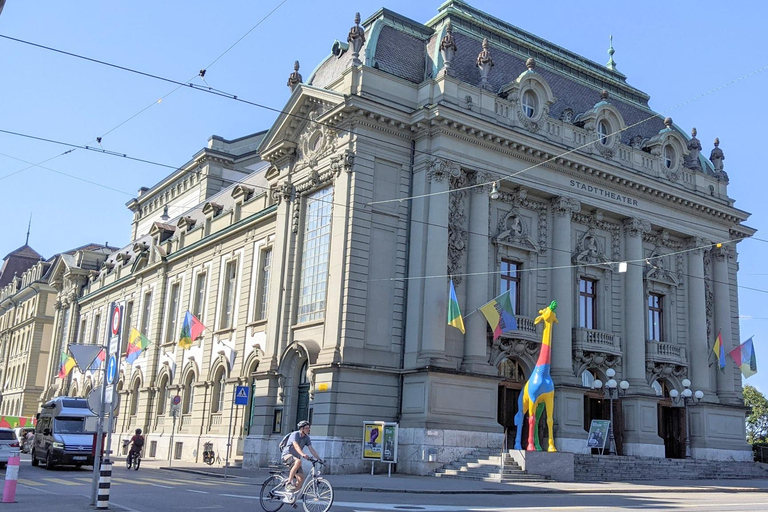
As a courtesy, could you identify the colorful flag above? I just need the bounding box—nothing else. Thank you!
[447,280,465,334]
[88,349,106,371]
[728,337,758,378]
[479,290,518,340]
[125,329,151,364]
[178,311,205,349]
[57,350,76,379]
[713,331,726,371]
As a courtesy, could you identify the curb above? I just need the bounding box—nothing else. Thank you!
[159,466,247,479]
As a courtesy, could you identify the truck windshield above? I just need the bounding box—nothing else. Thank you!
[54,416,90,434]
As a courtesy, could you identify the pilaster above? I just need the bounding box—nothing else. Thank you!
[623,217,650,390]
[686,238,711,394]
[713,246,736,401]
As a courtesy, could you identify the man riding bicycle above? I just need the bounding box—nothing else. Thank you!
[127,428,145,466]
[282,420,322,494]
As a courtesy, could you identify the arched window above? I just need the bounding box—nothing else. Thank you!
[581,370,596,389]
[212,366,227,414]
[498,358,524,382]
[183,372,195,414]
[664,144,676,169]
[522,90,537,118]
[598,120,610,146]
[157,375,168,415]
[129,378,141,416]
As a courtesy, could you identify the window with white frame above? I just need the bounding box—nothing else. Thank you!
[220,260,238,330]
[129,378,140,416]
[91,313,101,345]
[297,187,333,323]
[664,144,676,169]
[165,282,180,343]
[140,291,152,335]
[256,247,273,321]
[521,89,537,118]
[193,272,207,321]
[598,120,610,145]
[122,301,133,353]
[183,373,195,414]
[157,375,168,415]
[212,367,226,414]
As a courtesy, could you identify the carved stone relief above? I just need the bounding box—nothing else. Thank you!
[646,361,686,384]
[448,170,469,283]
[489,337,539,368]
[703,249,714,342]
[573,350,620,378]
[573,229,609,266]
[646,247,680,286]
[295,108,337,171]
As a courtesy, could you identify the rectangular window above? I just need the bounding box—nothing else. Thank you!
[256,248,273,321]
[297,187,333,323]
[78,319,87,344]
[166,283,181,343]
[648,293,664,341]
[174,442,183,460]
[220,260,238,330]
[193,273,207,321]
[500,259,521,315]
[579,278,597,329]
[121,301,134,354]
[141,292,152,335]
[91,314,101,345]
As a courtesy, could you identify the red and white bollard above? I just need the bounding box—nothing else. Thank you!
[2,449,20,503]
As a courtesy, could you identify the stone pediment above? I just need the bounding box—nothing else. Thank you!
[257,85,345,165]
[572,229,610,268]
[494,209,539,252]
[645,248,679,286]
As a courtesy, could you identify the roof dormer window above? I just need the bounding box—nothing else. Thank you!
[664,144,676,169]
[522,90,538,118]
[598,120,610,146]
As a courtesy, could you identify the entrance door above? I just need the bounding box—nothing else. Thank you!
[659,404,685,459]
[295,361,310,425]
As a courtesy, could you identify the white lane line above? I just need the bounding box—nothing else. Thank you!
[144,482,173,488]
[219,493,259,499]
[188,489,209,494]
[331,503,607,512]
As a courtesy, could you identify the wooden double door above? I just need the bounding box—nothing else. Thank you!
[659,404,686,459]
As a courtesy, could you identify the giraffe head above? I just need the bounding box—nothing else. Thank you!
[535,300,559,327]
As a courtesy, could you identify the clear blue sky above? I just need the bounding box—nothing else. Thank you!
[1,1,766,393]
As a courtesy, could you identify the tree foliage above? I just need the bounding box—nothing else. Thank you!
[743,385,768,444]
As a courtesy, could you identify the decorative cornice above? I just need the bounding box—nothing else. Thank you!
[623,217,650,237]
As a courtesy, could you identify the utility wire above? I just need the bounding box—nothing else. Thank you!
[3,31,765,213]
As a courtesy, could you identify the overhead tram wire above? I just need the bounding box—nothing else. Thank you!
[3,32,767,210]
[0,3,289,184]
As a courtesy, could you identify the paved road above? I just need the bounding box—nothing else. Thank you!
[4,456,768,512]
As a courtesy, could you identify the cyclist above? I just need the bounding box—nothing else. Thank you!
[127,428,145,466]
[281,420,322,495]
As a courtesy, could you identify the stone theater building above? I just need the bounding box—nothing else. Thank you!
[39,0,753,474]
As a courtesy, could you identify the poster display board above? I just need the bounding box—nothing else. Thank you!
[587,419,610,454]
[381,423,398,464]
[363,422,384,460]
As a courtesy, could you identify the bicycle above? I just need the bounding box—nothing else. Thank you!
[260,457,333,512]
[123,441,141,471]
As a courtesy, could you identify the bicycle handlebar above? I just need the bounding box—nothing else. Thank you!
[306,456,326,465]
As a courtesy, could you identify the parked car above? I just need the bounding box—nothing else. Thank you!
[0,428,20,468]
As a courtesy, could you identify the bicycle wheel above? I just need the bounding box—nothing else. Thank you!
[302,478,333,512]
[259,475,285,512]
[134,456,141,470]
[126,457,132,469]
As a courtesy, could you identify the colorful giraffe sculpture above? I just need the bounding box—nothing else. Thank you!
[514,300,558,452]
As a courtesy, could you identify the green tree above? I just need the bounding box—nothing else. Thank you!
[743,385,768,444]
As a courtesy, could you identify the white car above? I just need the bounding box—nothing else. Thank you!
[0,428,20,468]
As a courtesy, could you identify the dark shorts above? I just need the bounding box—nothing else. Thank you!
[283,454,304,474]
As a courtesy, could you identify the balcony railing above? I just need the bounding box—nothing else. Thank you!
[646,340,687,365]
[179,414,192,433]
[209,413,223,431]
[155,415,165,430]
[572,328,622,355]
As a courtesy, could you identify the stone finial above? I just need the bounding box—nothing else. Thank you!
[440,21,457,73]
[710,138,726,179]
[600,89,609,101]
[683,127,702,171]
[664,117,673,129]
[476,38,494,90]
[607,35,617,71]
[526,57,536,71]
[287,60,302,92]
[348,12,366,67]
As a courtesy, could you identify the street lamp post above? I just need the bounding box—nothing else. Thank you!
[592,368,629,455]
[669,379,704,459]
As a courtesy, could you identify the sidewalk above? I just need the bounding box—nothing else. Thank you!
[140,458,768,495]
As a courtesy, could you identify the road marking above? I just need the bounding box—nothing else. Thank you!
[220,493,259,499]
[144,482,173,488]
[42,477,83,486]
[188,489,209,494]
[332,503,607,512]
[17,479,44,486]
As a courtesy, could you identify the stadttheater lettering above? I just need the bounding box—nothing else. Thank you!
[570,179,639,206]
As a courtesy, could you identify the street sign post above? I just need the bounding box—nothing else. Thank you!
[225,386,250,478]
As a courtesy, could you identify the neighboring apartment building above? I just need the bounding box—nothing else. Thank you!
[40,1,754,474]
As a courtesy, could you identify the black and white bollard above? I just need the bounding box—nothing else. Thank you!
[96,458,112,510]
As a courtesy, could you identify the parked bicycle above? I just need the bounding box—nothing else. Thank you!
[260,457,333,512]
[202,442,216,466]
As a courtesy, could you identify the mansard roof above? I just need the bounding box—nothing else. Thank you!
[0,244,42,288]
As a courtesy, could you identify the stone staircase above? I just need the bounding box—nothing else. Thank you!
[434,449,550,482]
[575,454,768,481]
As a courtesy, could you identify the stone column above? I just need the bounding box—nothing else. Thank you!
[623,218,650,388]
[686,238,711,394]
[550,197,580,379]
[462,175,490,373]
[713,246,735,399]
[419,159,453,364]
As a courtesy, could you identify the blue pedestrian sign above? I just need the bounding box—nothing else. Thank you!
[106,355,117,385]
[234,386,249,405]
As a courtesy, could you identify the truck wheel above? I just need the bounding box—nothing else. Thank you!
[46,451,56,470]
[31,449,39,467]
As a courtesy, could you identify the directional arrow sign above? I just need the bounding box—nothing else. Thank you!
[106,355,117,385]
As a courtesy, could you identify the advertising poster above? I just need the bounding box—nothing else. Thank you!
[587,419,610,451]
[363,422,383,460]
[381,423,398,463]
